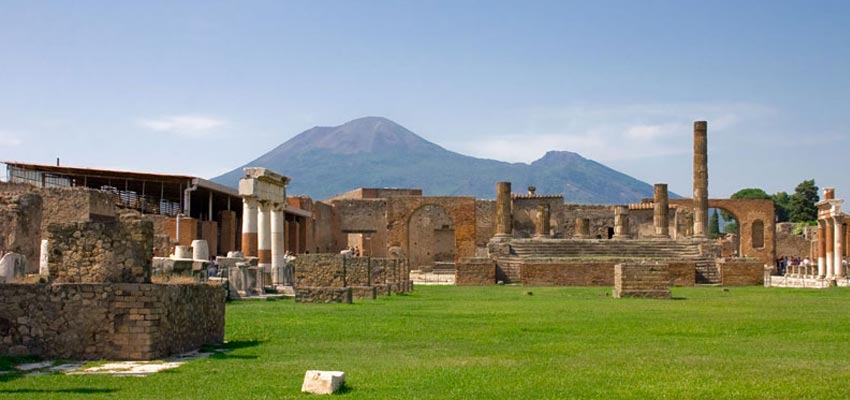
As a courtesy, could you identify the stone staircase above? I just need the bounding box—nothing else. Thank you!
[509,239,703,259]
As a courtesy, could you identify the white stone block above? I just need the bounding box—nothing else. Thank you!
[192,240,209,261]
[39,239,50,276]
[301,370,345,395]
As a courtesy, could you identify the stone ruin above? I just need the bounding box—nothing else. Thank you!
[466,121,769,288]
[293,254,412,303]
[0,183,225,360]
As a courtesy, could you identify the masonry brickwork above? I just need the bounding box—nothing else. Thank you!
[455,258,496,286]
[293,254,410,303]
[718,258,764,286]
[0,282,224,360]
[613,263,672,299]
[47,214,153,284]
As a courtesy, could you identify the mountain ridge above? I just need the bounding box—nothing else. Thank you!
[212,116,667,203]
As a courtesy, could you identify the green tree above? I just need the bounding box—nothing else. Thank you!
[724,221,738,234]
[709,210,721,239]
[771,191,791,222]
[721,188,771,222]
[789,179,819,223]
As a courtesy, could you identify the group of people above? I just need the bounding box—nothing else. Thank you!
[775,256,810,275]
[340,246,362,257]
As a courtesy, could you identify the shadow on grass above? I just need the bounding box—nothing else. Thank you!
[0,388,118,394]
[335,383,354,395]
[202,340,263,361]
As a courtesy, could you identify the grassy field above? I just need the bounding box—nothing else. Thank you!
[2,285,850,399]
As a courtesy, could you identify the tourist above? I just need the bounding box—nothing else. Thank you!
[208,258,217,277]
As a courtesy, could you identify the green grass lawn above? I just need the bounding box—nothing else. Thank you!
[3,285,850,399]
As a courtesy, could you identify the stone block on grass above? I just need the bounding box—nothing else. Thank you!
[302,370,345,395]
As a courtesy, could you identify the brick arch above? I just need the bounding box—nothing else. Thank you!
[670,198,775,266]
[384,197,477,264]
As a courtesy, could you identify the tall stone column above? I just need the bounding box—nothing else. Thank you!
[574,218,591,239]
[533,204,550,238]
[257,201,272,275]
[817,220,826,278]
[825,218,834,279]
[835,218,845,279]
[271,204,286,285]
[241,197,258,257]
[693,121,709,238]
[654,183,670,238]
[495,182,513,238]
[613,206,630,239]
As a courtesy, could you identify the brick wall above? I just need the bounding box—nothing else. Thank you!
[518,258,695,287]
[47,214,153,284]
[719,258,764,286]
[293,254,408,303]
[455,258,495,286]
[613,263,671,299]
[0,283,225,360]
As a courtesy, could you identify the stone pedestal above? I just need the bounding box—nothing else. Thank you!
[574,218,591,239]
[653,183,670,238]
[191,240,209,261]
[495,182,513,238]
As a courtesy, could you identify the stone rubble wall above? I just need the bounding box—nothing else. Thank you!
[0,189,43,273]
[719,258,764,286]
[455,258,496,286]
[47,214,153,284]
[0,283,225,360]
[775,229,812,259]
[293,254,409,303]
[613,263,672,299]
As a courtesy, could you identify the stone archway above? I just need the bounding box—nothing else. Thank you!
[407,204,455,270]
[670,198,776,266]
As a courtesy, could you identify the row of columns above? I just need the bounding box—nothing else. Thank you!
[816,217,846,280]
[815,188,846,280]
[238,168,291,287]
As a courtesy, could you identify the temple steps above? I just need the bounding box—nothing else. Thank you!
[509,239,703,259]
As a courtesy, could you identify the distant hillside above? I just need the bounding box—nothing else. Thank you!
[212,116,665,203]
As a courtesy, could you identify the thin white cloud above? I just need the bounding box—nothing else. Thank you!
[447,102,774,163]
[140,114,226,137]
[0,131,23,147]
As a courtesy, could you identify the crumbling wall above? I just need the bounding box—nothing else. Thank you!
[293,254,408,302]
[475,200,496,247]
[40,187,117,234]
[517,258,694,287]
[775,229,811,259]
[0,283,225,360]
[455,258,495,286]
[719,258,764,286]
[613,263,672,299]
[0,188,42,271]
[556,204,615,239]
[512,196,563,238]
[47,214,153,284]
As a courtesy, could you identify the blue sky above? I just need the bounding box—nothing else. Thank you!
[1,1,848,198]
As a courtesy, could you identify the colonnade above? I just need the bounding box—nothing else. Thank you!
[815,188,846,280]
[239,168,291,286]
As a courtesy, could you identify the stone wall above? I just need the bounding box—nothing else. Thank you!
[47,214,153,284]
[455,258,495,286]
[293,254,409,303]
[518,258,693,287]
[613,263,672,299]
[719,258,764,286]
[557,204,615,239]
[0,283,225,360]
[0,189,42,272]
[776,229,811,259]
[40,187,116,234]
[475,200,496,248]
